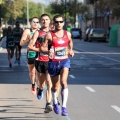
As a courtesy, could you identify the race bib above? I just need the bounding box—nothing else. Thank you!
[54,47,68,60]
[28,51,36,58]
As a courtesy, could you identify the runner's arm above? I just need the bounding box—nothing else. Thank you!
[28,30,39,52]
[40,32,52,54]
[20,29,29,46]
[67,32,74,57]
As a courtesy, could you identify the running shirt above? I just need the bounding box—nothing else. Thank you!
[27,29,37,58]
[35,29,49,62]
[13,28,23,43]
[50,30,69,61]
[6,33,15,48]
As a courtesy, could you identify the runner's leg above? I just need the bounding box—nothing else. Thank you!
[60,68,69,116]
[28,64,36,94]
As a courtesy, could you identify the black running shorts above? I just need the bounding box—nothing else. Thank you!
[27,58,35,64]
[34,60,48,73]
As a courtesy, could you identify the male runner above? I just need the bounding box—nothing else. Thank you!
[6,26,15,67]
[28,14,53,113]
[20,17,40,95]
[41,14,74,116]
[13,21,23,64]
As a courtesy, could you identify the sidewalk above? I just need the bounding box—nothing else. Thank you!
[0,45,56,120]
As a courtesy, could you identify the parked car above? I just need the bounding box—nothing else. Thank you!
[84,28,91,41]
[71,28,81,39]
[88,28,107,42]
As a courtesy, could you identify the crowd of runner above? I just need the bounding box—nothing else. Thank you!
[4,14,74,116]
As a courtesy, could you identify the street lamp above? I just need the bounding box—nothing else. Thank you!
[0,0,3,26]
[64,0,67,29]
[27,0,29,28]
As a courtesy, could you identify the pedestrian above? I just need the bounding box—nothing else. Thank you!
[13,21,23,65]
[28,14,53,113]
[41,14,74,116]
[20,17,40,95]
[6,26,15,67]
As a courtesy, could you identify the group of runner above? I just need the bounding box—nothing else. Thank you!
[6,14,74,116]
[5,21,23,67]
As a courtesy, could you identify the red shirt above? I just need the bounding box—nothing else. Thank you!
[35,29,49,62]
[50,30,69,61]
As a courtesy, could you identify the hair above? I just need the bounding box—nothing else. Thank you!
[30,17,39,22]
[40,14,50,20]
[53,14,64,22]
[16,21,20,24]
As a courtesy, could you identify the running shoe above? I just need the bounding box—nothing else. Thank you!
[44,104,53,113]
[31,86,36,95]
[62,107,68,116]
[9,63,12,68]
[53,104,60,114]
[37,89,43,100]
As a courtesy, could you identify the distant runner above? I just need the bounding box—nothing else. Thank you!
[13,21,23,65]
[6,26,15,67]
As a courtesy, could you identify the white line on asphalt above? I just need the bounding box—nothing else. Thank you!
[85,86,96,92]
[111,105,120,113]
[75,49,120,63]
[69,75,75,78]
[66,116,71,120]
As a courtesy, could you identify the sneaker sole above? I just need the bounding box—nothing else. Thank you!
[44,105,53,113]
[31,91,36,95]
[62,113,68,116]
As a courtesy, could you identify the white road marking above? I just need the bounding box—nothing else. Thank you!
[69,75,75,78]
[85,86,96,92]
[111,105,120,113]
[75,49,120,63]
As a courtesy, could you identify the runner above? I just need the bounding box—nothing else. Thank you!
[20,17,40,95]
[13,21,23,65]
[50,20,61,105]
[28,14,53,113]
[6,26,15,67]
[41,14,74,116]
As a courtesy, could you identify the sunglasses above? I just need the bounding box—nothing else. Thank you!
[32,21,39,24]
[54,21,64,24]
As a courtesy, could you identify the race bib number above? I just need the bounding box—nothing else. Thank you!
[54,47,68,59]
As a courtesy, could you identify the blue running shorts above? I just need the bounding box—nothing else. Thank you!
[48,58,70,76]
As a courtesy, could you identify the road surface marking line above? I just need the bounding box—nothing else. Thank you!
[69,75,75,78]
[75,49,120,63]
[85,86,96,92]
[66,116,71,120]
[111,105,120,113]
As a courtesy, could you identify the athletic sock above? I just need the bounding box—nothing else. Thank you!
[61,88,68,108]
[52,90,58,104]
[32,83,35,87]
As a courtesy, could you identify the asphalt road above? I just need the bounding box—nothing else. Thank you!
[0,38,120,120]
